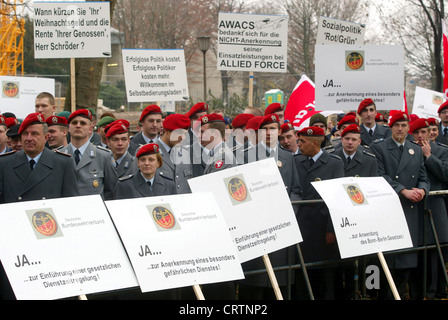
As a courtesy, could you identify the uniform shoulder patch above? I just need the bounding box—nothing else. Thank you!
[96,145,111,153]
[328,153,342,160]
[119,174,133,181]
[158,172,174,181]
[54,149,72,157]
[437,142,448,148]
[362,150,376,158]
[372,138,384,144]
[0,150,16,157]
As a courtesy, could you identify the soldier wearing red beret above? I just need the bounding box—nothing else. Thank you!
[129,105,163,155]
[45,115,69,150]
[114,143,176,201]
[370,111,430,299]
[0,115,12,155]
[437,101,448,145]
[264,102,284,123]
[293,126,345,300]
[279,122,299,155]
[357,98,391,146]
[60,109,118,201]
[105,120,134,178]
[410,117,448,299]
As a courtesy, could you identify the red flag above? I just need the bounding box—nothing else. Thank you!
[284,74,342,130]
[443,19,448,99]
[389,90,408,120]
[284,75,318,130]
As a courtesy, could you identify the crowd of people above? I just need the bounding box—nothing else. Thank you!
[0,91,447,301]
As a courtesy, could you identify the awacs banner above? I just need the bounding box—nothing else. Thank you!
[284,74,340,130]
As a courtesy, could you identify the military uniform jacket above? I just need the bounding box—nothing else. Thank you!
[170,144,194,194]
[370,137,430,268]
[115,151,136,178]
[293,151,345,263]
[154,137,175,180]
[61,143,118,201]
[114,170,176,200]
[360,124,391,146]
[0,148,79,203]
[203,142,236,175]
[332,148,378,177]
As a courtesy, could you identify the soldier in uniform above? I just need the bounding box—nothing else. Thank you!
[357,98,391,146]
[437,101,448,145]
[229,113,255,164]
[154,113,192,194]
[94,116,116,148]
[198,113,236,174]
[264,102,285,123]
[35,92,56,119]
[0,113,79,300]
[60,109,118,201]
[409,118,448,299]
[370,111,430,299]
[293,126,345,300]
[114,143,176,200]
[0,115,12,155]
[105,119,135,178]
[239,114,303,300]
[129,105,163,155]
[183,102,209,178]
[427,118,440,143]
[279,122,300,155]
[331,124,378,177]
[45,115,68,150]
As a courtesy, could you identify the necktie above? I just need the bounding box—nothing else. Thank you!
[147,181,152,190]
[74,149,80,165]
[444,128,448,137]
[309,158,314,167]
[29,159,35,171]
[398,145,403,158]
[347,156,351,164]
[369,129,373,137]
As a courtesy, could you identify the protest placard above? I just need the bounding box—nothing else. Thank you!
[0,195,138,300]
[33,1,111,59]
[412,86,444,119]
[315,45,404,111]
[0,76,54,118]
[311,176,413,259]
[316,16,365,46]
[217,12,288,73]
[188,158,302,263]
[105,193,244,294]
[122,49,189,103]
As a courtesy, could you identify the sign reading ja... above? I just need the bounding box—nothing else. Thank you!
[217,12,288,73]
[315,45,404,111]
[412,86,444,120]
[122,49,189,103]
[0,195,138,300]
[188,158,302,263]
[33,1,111,59]
[316,16,365,46]
[105,193,244,293]
[311,177,413,259]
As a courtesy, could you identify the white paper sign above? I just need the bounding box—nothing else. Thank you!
[33,1,111,59]
[0,76,54,119]
[316,16,365,45]
[315,45,404,111]
[217,12,288,73]
[188,158,302,263]
[412,86,444,119]
[122,49,189,103]
[0,195,138,300]
[311,177,413,259]
[105,193,244,293]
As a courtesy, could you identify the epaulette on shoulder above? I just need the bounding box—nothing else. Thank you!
[329,153,342,160]
[119,174,133,181]
[437,141,448,148]
[0,150,16,157]
[410,140,420,146]
[362,150,376,158]
[372,138,384,144]
[96,145,112,153]
[231,144,244,152]
[324,147,335,153]
[54,149,71,157]
[158,171,174,181]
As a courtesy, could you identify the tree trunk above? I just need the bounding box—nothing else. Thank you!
[64,0,116,111]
